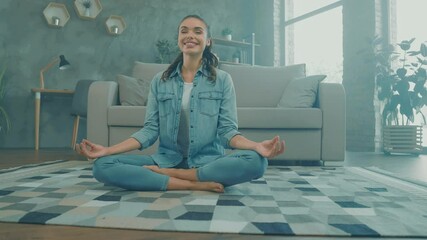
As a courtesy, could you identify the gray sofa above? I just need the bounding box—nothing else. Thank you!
[88,61,346,165]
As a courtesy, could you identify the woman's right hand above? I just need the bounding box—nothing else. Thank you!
[75,139,109,160]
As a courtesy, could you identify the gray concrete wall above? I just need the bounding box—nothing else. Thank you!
[342,0,377,151]
[0,0,387,152]
[0,0,268,148]
[253,0,275,66]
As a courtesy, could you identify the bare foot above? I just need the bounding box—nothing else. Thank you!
[193,181,225,193]
[166,176,225,193]
[144,165,163,174]
[144,165,198,181]
[145,166,224,192]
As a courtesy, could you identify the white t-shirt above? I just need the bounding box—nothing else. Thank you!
[177,82,193,157]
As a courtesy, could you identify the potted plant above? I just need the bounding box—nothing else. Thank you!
[373,37,427,154]
[155,39,179,64]
[221,28,232,41]
[0,63,10,138]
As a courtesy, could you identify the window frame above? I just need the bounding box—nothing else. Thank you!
[282,0,343,80]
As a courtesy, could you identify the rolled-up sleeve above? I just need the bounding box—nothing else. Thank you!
[217,73,241,149]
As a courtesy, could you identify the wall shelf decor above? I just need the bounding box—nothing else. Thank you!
[213,33,260,66]
[43,2,70,28]
[74,0,102,20]
[105,15,126,35]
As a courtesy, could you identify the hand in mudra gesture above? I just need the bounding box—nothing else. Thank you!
[255,136,286,158]
[75,139,108,160]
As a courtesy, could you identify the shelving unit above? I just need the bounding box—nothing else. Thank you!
[43,2,70,28]
[73,0,103,20]
[213,33,260,66]
[105,15,126,35]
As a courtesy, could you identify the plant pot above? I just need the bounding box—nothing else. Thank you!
[382,125,422,155]
[224,34,232,41]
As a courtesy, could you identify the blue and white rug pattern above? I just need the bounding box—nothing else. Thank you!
[0,161,427,237]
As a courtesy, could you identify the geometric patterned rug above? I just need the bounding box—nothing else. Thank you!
[1,160,427,237]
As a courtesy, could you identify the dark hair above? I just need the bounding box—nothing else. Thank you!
[161,15,218,81]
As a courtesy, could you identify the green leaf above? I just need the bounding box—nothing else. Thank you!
[0,106,11,134]
[0,63,10,135]
[0,64,7,99]
[396,68,407,79]
[399,91,414,122]
[420,43,427,57]
[408,51,420,56]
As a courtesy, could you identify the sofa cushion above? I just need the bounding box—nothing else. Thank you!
[237,107,322,129]
[132,62,169,80]
[277,75,326,108]
[108,106,146,126]
[116,74,151,106]
[219,64,306,107]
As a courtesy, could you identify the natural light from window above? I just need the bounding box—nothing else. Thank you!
[395,0,427,48]
[285,0,343,83]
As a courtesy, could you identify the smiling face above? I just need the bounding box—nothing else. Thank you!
[178,17,211,57]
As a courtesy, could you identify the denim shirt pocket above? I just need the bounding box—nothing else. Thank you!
[198,91,223,117]
[158,92,175,117]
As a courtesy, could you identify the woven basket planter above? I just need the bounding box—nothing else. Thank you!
[383,125,422,155]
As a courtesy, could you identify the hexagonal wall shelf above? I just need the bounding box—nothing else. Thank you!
[43,2,70,28]
[105,15,126,35]
[74,0,102,20]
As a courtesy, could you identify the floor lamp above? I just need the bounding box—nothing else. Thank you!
[39,55,70,89]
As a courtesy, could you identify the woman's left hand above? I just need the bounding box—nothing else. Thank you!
[255,136,286,158]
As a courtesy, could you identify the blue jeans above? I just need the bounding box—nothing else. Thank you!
[92,150,268,191]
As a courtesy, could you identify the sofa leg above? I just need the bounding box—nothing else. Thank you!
[71,115,80,149]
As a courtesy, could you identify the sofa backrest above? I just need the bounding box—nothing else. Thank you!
[219,64,306,107]
[131,61,306,108]
[132,61,169,80]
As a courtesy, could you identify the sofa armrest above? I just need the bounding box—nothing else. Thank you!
[318,82,346,162]
[87,81,119,146]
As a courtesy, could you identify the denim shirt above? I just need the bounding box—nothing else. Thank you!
[131,64,240,168]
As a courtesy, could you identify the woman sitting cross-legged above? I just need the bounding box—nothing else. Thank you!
[75,14,285,193]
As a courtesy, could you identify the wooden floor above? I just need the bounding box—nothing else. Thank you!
[0,148,426,240]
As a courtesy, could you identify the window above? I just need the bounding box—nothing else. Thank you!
[394,0,427,48]
[284,0,343,83]
[390,0,427,76]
